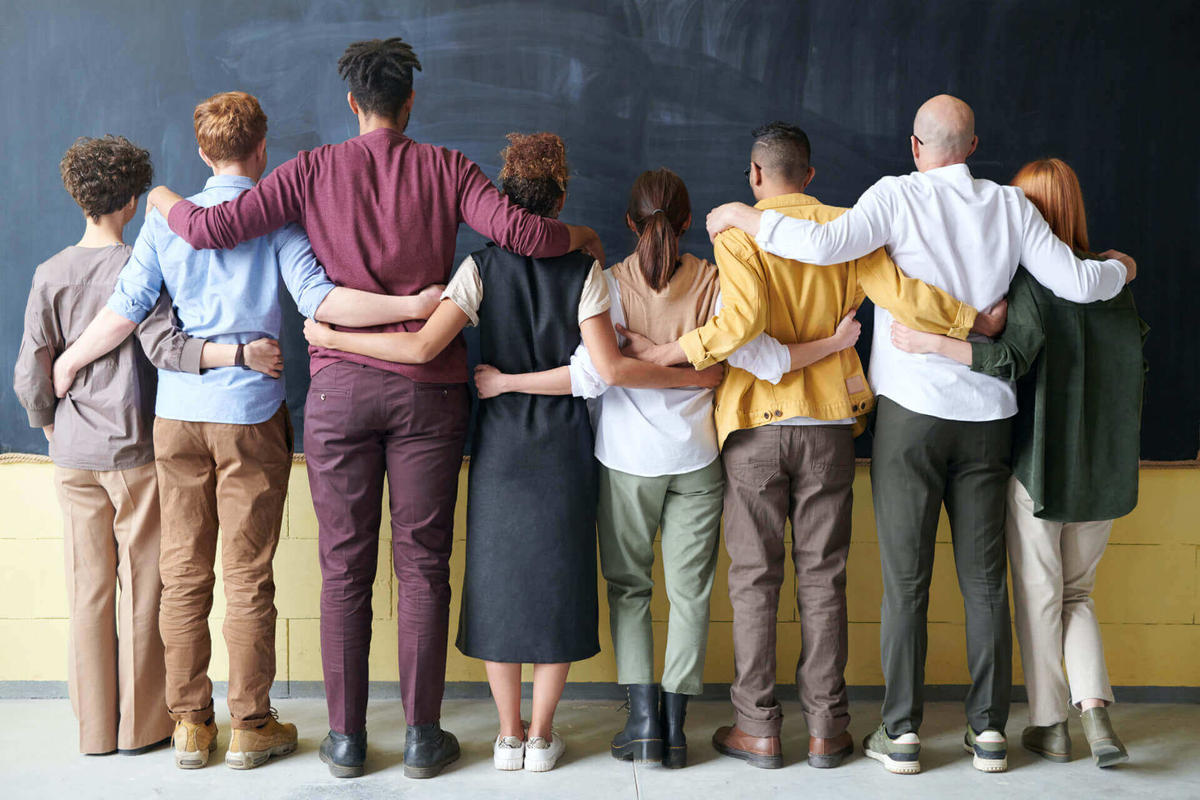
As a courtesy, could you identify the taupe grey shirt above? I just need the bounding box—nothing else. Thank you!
[14,244,205,470]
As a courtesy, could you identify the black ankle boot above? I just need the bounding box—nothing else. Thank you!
[403,722,460,779]
[319,730,367,778]
[611,684,663,763]
[660,691,689,768]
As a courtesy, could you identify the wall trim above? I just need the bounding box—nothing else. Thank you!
[3,681,1197,704]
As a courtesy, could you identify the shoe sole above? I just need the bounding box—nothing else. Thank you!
[611,738,664,765]
[863,747,921,775]
[662,745,687,769]
[712,738,782,770]
[403,748,460,779]
[318,747,365,778]
[174,739,217,770]
[494,752,524,771]
[808,744,853,769]
[226,741,298,770]
[524,753,563,773]
[1024,742,1071,763]
[1091,741,1130,768]
[963,742,1008,772]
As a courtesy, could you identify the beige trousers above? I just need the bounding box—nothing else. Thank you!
[54,462,173,754]
[1007,478,1115,726]
[155,407,292,729]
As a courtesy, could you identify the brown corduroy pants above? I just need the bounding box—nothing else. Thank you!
[154,405,292,730]
[54,461,174,754]
[721,424,855,739]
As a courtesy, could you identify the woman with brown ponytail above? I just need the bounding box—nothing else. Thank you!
[474,168,827,768]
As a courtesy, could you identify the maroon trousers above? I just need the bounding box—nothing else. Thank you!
[304,362,468,733]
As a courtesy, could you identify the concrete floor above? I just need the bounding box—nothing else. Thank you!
[2,698,1198,799]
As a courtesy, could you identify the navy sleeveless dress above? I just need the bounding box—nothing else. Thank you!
[455,244,601,663]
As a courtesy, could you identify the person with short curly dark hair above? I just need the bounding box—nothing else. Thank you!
[13,134,236,757]
[143,38,607,780]
[59,135,153,221]
[301,132,722,773]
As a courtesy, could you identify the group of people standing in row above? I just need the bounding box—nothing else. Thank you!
[15,35,1145,780]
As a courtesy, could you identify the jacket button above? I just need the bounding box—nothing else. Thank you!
[763,412,771,420]
[320,393,326,401]
[774,410,783,417]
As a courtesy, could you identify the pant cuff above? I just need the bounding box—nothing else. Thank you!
[804,714,850,739]
[662,679,703,696]
[169,699,214,725]
[735,712,782,739]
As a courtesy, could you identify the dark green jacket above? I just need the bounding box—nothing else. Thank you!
[971,264,1147,523]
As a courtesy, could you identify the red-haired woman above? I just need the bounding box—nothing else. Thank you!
[305,136,721,773]
[890,158,1145,768]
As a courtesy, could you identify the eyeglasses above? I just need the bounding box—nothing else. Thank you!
[912,133,924,145]
[743,162,760,177]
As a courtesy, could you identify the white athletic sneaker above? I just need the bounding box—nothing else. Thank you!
[524,733,566,772]
[493,734,525,771]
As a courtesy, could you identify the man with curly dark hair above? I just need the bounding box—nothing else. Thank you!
[13,135,279,757]
[144,36,605,780]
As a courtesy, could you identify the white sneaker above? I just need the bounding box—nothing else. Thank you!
[524,733,565,772]
[493,734,525,771]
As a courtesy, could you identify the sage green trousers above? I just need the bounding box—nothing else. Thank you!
[597,460,724,695]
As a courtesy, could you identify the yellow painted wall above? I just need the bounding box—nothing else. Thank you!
[2,461,1198,687]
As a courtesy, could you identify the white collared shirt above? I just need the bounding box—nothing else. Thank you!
[755,164,1128,421]
[568,271,793,477]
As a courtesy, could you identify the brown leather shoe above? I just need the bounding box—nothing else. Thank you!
[712,725,782,769]
[808,731,854,769]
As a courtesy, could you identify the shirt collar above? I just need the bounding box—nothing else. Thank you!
[921,163,973,181]
[203,174,256,191]
[754,192,820,211]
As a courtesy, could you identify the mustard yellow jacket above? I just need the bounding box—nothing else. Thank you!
[679,193,977,446]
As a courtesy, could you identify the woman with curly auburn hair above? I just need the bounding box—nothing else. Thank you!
[304,132,721,772]
[890,157,1146,768]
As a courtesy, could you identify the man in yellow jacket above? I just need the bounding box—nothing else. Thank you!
[627,122,997,770]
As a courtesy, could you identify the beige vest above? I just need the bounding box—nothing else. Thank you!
[611,252,720,344]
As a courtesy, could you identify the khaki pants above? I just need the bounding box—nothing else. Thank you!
[1007,478,1114,726]
[54,462,173,754]
[722,425,855,739]
[597,461,724,695]
[155,405,292,730]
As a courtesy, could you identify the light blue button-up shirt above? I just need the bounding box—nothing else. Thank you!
[108,175,335,424]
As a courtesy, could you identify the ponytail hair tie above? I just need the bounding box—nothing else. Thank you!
[650,208,665,215]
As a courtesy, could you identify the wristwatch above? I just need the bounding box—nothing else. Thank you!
[235,343,247,369]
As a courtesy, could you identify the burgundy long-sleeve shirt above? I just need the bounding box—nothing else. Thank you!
[166,128,572,382]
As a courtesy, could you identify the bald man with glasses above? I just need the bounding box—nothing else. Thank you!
[705,94,1136,775]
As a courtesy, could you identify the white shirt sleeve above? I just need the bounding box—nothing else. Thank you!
[441,256,483,327]
[755,179,894,265]
[1017,196,1127,303]
[568,269,621,398]
[714,292,793,385]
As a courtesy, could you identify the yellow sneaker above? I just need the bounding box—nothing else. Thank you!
[225,710,298,770]
[173,718,218,769]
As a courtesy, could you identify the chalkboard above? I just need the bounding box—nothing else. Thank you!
[2,0,1196,460]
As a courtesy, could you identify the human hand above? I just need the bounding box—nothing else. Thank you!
[245,338,283,378]
[1100,250,1136,283]
[473,364,508,399]
[413,284,446,319]
[890,321,943,355]
[614,324,655,358]
[567,225,606,267]
[831,309,862,350]
[705,202,758,241]
[52,355,79,398]
[691,363,725,389]
[42,424,54,444]
[147,185,184,218]
[973,299,1008,338]
[303,319,337,350]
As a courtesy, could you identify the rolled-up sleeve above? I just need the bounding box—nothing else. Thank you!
[441,256,484,327]
[14,279,59,428]
[107,216,167,325]
[275,223,336,318]
[678,231,768,369]
[135,290,205,375]
[568,342,608,399]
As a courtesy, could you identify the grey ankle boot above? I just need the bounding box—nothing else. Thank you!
[1080,707,1129,768]
[1021,722,1070,762]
